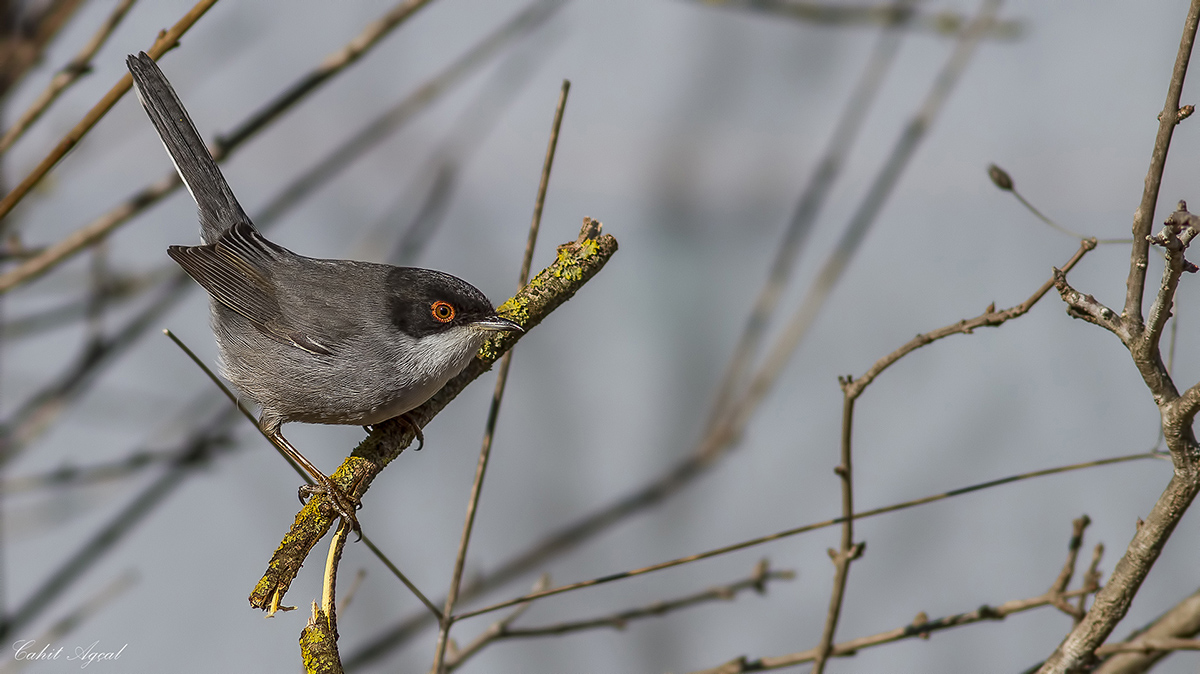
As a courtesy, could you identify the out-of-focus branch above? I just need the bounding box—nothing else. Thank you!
[0,405,237,640]
[0,274,191,466]
[1094,588,1200,673]
[249,219,618,612]
[707,0,912,428]
[255,0,564,231]
[0,0,448,293]
[0,0,138,156]
[0,0,223,226]
[0,0,87,97]
[696,0,1023,39]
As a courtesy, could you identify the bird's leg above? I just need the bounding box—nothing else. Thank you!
[268,431,361,535]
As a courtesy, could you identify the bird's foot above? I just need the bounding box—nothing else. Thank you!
[298,473,362,539]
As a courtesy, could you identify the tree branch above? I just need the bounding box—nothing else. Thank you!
[1122,0,1200,325]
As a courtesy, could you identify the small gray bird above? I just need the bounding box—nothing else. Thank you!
[126,52,521,531]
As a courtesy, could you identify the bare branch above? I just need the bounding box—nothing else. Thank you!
[445,562,793,672]
[1123,0,1200,325]
[0,0,138,156]
[688,527,1102,673]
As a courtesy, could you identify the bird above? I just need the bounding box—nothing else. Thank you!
[126,52,521,533]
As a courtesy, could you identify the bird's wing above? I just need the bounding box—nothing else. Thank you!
[168,223,335,356]
[126,52,250,244]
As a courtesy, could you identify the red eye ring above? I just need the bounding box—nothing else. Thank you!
[431,301,455,323]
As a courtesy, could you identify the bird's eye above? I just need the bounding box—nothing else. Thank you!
[431,301,455,323]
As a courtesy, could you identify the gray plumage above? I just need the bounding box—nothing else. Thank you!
[126,52,520,437]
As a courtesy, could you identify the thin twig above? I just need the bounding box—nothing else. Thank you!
[692,591,1102,673]
[811,392,862,673]
[444,575,550,672]
[0,0,138,156]
[430,79,569,674]
[1096,587,1200,673]
[345,451,1153,667]
[451,452,1153,623]
[446,561,793,672]
[1123,0,1200,325]
[689,527,1102,673]
[360,535,442,622]
[0,0,222,226]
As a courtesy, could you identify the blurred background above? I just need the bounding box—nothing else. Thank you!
[0,0,1196,671]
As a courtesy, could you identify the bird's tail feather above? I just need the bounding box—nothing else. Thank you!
[126,52,251,244]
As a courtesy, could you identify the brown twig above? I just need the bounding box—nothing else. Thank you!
[847,238,1094,398]
[1046,208,1200,671]
[430,79,569,674]
[0,0,138,156]
[359,536,442,622]
[690,533,1103,673]
[450,452,1149,624]
[346,451,1154,667]
[987,164,1132,244]
[1123,0,1200,325]
[1095,587,1200,673]
[249,220,617,612]
[0,0,221,227]
[445,561,794,672]
[443,575,550,672]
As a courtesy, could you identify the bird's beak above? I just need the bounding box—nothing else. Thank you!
[475,315,523,333]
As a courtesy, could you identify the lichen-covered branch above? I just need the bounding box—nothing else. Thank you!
[249,219,618,611]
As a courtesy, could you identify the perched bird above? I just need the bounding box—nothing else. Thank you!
[126,52,521,532]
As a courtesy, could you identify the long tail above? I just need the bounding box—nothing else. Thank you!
[126,52,251,244]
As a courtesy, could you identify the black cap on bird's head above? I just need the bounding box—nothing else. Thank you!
[386,267,522,339]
